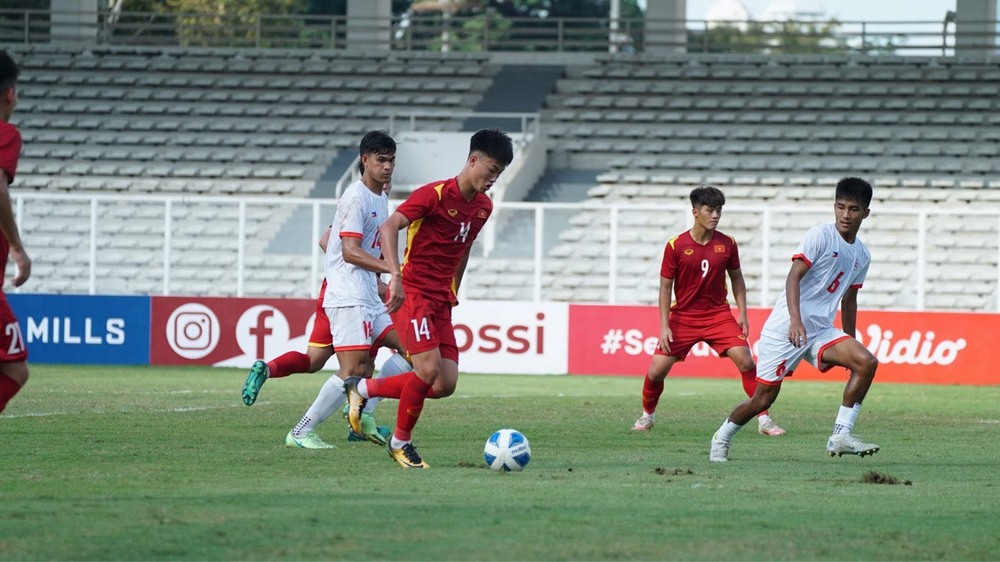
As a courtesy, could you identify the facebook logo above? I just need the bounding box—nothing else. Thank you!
[235,305,290,360]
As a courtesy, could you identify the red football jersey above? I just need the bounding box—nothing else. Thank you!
[660,229,741,314]
[0,122,20,186]
[0,122,22,286]
[395,178,492,304]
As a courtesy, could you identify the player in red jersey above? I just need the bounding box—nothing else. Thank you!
[0,51,31,415]
[630,186,785,436]
[344,128,514,468]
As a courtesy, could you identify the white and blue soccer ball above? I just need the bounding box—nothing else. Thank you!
[484,429,531,472]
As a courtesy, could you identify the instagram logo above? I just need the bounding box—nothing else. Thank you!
[166,303,220,359]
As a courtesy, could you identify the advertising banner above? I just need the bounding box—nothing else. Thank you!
[452,301,569,375]
[150,296,318,367]
[150,296,569,374]
[568,304,998,385]
[8,294,150,364]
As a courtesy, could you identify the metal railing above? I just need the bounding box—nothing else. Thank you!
[10,192,1000,312]
[0,8,982,56]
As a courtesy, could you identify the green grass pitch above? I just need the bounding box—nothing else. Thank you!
[1,365,998,560]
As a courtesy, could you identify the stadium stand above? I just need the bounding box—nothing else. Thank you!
[8,44,496,296]
[5,41,999,310]
[464,53,1000,310]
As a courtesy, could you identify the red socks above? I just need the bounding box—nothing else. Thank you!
[740,367,769,417]
[0,373,22,414]
[267,351,311,379]
[641,375,664,416]
[394,375,433,441]
[367,371,415,399]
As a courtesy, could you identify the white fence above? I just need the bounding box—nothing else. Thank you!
[11,192,1000,312]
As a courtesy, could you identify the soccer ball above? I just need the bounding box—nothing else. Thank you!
[484,429,531,472]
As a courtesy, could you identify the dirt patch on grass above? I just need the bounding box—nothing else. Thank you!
[653,467,694,476]
[862,471,912,485]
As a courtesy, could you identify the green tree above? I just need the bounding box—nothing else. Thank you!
[688,19,863,55]
[424,7,512,52]
[164,0,306,46]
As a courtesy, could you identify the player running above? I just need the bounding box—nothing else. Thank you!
[710,177,879,462]
[344,128,514,468]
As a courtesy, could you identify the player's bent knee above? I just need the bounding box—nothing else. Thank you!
[862,355,879,378]
[432,383,455,398]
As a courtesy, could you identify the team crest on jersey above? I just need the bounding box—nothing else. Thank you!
[684,249,695,256]
[477,209,488,218]
[714,245,726,253]
[448,209,459,217]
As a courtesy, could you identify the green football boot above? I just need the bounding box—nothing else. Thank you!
[242,360,269,406]
[284,431,336,449]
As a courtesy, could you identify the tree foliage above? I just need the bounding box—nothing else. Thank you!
[688,19,856,55]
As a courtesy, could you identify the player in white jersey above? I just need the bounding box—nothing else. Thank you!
[710,178,881,462]
[286,131,407,449]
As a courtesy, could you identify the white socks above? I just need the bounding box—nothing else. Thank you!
[292,375,346,436]
[716,420,743,443]
[833,403,860,436]
[378,353,412,378]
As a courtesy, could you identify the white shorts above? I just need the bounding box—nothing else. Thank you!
[327,305,393,352]
[755,327,853,385]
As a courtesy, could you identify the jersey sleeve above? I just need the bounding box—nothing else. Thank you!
[335,191,364,239]
[792,226,826,267]
[395,183,440,223]
[0,124,22,185]
[660,239,678,279]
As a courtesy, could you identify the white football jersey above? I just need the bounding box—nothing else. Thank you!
[324,180,388,308]
[762,223,871,338]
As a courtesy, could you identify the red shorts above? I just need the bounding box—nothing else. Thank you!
[653,308,748,361]
[0,294,27,362]
[391,293,458,363]
[308,279,332,348]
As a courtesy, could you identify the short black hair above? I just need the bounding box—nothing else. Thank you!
[357,130,395,173]
[470,128,513,166]
[0,50,19,93]
[690,185,725,208]
[836,177,873,209]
